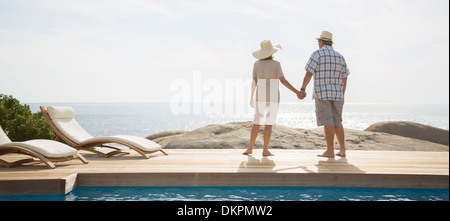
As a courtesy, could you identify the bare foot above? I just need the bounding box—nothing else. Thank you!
[262,151,274,157]
[242,149,253,155]
[336,151,346,157]
[317,151,335,158]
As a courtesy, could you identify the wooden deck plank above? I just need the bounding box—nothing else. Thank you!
[0,149,448,195]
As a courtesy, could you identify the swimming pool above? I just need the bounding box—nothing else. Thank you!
[0,186,448,201]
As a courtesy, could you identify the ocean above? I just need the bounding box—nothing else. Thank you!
[28,103,449,138]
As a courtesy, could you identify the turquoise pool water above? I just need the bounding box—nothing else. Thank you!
[0,187,448,201]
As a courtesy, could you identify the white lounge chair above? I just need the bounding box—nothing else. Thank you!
[0,125,88,169]
[40,106,167,159]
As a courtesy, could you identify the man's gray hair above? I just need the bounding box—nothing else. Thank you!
[323,40,333,46]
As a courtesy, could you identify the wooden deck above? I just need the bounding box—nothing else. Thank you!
[0,149,448,195]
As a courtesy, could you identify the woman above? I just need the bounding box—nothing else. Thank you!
[243,40,301,156]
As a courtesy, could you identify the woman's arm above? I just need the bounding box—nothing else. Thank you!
[279,77,300,95]
[250,77,257,107]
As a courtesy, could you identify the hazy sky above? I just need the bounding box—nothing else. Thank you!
[0,0,448,104]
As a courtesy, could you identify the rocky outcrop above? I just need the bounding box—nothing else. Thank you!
[365,121,449,146]
[147,121,449,151]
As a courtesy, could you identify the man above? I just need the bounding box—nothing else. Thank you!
[298,31,350,158]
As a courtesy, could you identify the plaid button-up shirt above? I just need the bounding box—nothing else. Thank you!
[305,45,350,101]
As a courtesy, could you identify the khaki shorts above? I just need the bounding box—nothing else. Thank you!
[314,98,344,127]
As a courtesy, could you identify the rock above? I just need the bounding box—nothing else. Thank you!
[365,121,449,146]
[146,131,187,140]
[147,121,449,151]
[146,131,187,147]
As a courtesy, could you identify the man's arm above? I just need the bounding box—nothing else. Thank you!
[342,77,347,102]
[343,77,347,95]
[299,71,313,99]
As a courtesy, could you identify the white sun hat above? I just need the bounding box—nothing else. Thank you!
[252,40,282,59]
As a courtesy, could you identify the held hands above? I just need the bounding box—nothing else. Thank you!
[251,87,306,106]
[296,90,307,100]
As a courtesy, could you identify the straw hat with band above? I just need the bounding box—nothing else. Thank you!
[316,31,333,43]
[252,40,282,59]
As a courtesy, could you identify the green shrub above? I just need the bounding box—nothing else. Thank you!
[0,94,55,141]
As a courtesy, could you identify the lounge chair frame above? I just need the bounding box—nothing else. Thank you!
[40,106,167,159]
[0,144,88,169]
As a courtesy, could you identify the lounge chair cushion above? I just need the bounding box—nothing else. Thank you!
[46,106,94,144]
[45,106,162,154]
[81,135,161,152]
[51,118,94,144]
[6,140,78,158]
[0,126,12,145]
[47,106,75,119]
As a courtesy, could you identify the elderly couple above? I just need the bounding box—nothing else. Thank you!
[243,31,350,158]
